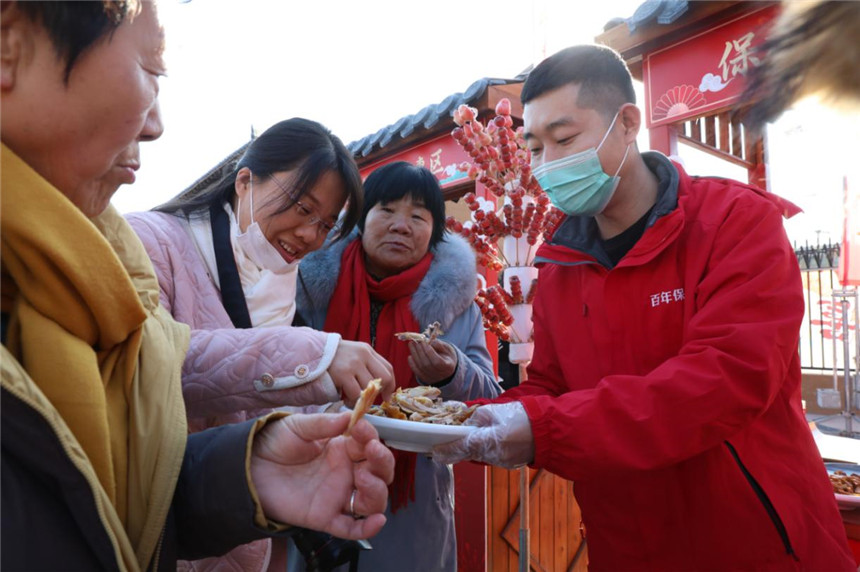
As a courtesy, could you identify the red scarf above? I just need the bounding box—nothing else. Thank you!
[325,240,434,512]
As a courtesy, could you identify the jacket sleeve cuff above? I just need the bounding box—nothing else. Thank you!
[176,417,293,560]
[519,395,554,470]
[246,412,293,532]
[253,333,341,392]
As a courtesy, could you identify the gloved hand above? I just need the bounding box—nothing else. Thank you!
[431,401,535,469]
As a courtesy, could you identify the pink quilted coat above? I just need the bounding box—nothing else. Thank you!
[127,210,342,572]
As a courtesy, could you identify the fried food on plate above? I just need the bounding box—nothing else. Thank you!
[830,470,860,496]
[369,386,477,425]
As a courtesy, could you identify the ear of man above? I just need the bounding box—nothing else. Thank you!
[618,103,641,147]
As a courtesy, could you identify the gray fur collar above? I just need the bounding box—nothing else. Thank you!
[296,230,477,330]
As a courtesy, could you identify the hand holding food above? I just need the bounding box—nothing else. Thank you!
[250,412,394,540]
[328,339,395,406]
[407,339,458,385]
[430,401,534,468]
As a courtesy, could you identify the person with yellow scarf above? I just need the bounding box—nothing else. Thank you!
[0,2,394,570]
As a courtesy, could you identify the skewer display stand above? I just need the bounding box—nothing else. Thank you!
[448,99,568,571]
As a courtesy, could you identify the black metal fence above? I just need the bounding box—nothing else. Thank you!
[796,241,840,271]
[796,241,847,371]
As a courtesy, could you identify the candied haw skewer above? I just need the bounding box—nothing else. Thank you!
[509,275,524,305]
[486,285,507,308]
[522,202,535,234]
[502,203,514,229]
[488,320,510,341]
[542,208,565,241]
[445,217,466,237]
[496,284,514,305]
[525,279,539,304]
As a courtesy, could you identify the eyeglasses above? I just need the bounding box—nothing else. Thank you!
[268,175,340,237]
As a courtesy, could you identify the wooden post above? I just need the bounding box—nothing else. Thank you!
[518,363,530,572]
[648,123,678,156]
[519,466,529,572]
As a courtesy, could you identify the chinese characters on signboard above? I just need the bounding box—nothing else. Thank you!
[360,135,469,189]
[644,5,778,127]
[415,148,445,176]
[717,31,762,83]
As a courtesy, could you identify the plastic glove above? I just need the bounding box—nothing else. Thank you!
[431,401,535,469]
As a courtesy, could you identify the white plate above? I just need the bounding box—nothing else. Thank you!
[825,462,860,510]
[365,415,475,453]
[835,493,860,510]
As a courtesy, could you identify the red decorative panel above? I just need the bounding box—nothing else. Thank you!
[644,5,779,127]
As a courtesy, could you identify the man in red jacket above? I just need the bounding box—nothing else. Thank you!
[434,45,854,571]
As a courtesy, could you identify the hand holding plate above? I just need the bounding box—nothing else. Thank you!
[431,401,535,468]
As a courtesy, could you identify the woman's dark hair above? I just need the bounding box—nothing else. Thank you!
[16,1,138,83]
[155,118,363,241]
[521,44,636,121]
[358,161,447,250]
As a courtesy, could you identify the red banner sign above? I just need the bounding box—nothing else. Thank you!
[643,5,778,128]
[359,134,470,188]
[840,176,860,286]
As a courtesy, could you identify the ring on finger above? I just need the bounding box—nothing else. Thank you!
[349,489,365,520]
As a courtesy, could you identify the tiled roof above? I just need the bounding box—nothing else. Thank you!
[180,142,249,200]
[180,77,524,198]
[621,0,690,33]
[347,76,524,158]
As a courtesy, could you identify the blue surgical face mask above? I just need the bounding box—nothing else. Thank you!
[532,112,630,216]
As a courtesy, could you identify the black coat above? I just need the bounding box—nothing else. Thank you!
[2,385,290,571]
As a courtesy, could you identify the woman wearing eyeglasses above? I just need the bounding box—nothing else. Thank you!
[126,117,395,572]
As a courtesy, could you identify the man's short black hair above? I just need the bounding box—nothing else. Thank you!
[521,45,636,120]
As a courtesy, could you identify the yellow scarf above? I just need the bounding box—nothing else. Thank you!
[1,145,190,570]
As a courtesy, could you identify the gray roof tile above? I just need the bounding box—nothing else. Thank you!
[624,0,689,33]
[347,77,521,157]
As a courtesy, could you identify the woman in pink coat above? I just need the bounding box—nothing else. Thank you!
[127,118,395,572]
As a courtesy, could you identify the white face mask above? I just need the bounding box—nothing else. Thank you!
[233,175,291,273]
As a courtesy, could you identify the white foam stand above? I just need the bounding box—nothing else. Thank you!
[508,340,534,364]
[508,304,533,342]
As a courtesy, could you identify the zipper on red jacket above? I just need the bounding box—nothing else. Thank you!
[724,441,799,560]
